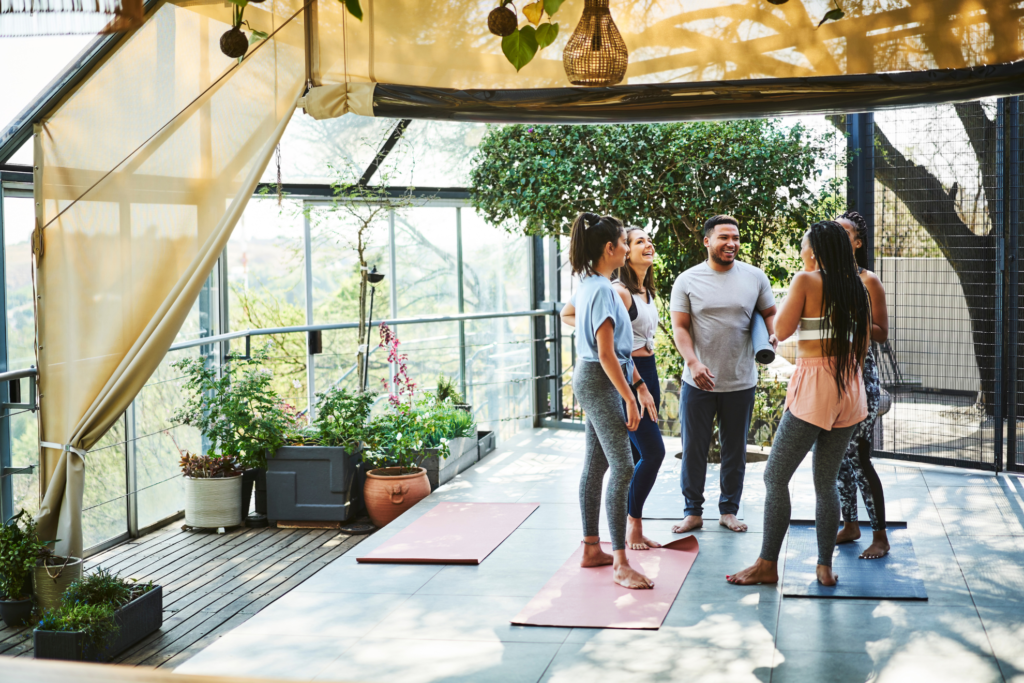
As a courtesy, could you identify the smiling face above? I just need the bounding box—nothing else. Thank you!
[601,228,629,270]
[704,223,740,267]
[626,229,655,269]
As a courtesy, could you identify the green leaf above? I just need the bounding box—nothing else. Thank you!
[502,27,539,72]
[342,0,362,20]
[249,28,269,45]
[536,22,558,49]
[817,8,844,26]
[543,0,565,16]
[227,0,246,7]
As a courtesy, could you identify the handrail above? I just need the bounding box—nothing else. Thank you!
[167,309,550,352]
[0,367,36,382]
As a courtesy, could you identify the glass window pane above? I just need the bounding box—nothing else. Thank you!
[82,417,127,549]
[394,207,458,317]
[460,209,530,314]
[4,195,35,370]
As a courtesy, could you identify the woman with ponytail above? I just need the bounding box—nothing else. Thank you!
[834,210,891,559]
[727,221,870,587]
[559,212,655,589]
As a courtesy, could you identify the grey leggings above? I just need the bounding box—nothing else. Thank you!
[573,360,634,551]
[760,410,857,567]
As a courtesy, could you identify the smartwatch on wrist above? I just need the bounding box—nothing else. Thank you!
[631,377,646,390]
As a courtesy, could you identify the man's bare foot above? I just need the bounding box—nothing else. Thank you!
[671,515,703,534]
[718,514,747,533]
[612,554,654,589]
[580,539,613,568]
[859,530,890,559]
[626,516,662,550]
[816,564,838,586]
[726,558,778,585]
[836,521,862,545]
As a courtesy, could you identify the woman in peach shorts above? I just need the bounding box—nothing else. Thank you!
[727,221,871,587]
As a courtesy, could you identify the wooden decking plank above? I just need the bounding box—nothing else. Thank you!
[85,526,187,569]
[0,629,32,656]
[95,530,218,577]
[98,526,253,578]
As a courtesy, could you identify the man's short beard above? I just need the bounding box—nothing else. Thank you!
[709,250,734,266]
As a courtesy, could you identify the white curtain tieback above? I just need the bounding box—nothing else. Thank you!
[40,441,87,457]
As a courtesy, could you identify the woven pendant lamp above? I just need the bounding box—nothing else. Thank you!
[562,0,628,87]
[0,0,143,37]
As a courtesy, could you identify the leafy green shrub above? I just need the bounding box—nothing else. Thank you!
[36,603,119,658]
[62,569,152,609]
[310,387,375,449]
[0,511,48,600]
[435,374,464,405]
[752,368,788,447]
[362,395,477,471]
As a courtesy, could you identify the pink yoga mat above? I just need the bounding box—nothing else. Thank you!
[511,536,699,629]
[357,502,539,565]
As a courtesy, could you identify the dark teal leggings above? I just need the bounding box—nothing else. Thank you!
[624,354,665,518]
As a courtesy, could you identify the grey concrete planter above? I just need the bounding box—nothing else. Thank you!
[477,430,496,457]
[415,430,479,490]
[34,585,163,662]
[266,445,362,523]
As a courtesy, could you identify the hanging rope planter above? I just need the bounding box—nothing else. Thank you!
[0,0,143,37]
[562,0,628,87]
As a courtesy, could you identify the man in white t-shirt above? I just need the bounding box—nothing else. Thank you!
[669,215,777,533]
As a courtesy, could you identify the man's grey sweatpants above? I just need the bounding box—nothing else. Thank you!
[573,360,634,552]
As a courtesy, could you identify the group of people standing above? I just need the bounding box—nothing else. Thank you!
[562,211,890,590]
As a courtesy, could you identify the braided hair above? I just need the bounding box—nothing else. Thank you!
[807,221,871,396]
[569,212,625,277]
[616,228,657,297]
[838,210,869,269]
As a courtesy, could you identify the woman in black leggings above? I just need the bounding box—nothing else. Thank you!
[835,211,891,559]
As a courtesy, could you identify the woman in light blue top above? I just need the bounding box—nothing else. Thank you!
[560,212,657,590]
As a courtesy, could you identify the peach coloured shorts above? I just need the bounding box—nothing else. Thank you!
[784,356,868,431]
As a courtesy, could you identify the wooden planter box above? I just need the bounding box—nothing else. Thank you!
[416,429,479,490]
[34,586,163,662]
[266,445,362,524]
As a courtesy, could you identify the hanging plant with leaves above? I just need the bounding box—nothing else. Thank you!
[220,0,363,59]
[488,0,564,72]
[764,0,845,27]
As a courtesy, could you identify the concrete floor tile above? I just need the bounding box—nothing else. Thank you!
[977,605,1024,681]
[770,650,876,683]
[230,591,412,637]
[292,558,445,594]
[174,633,352,680]
[312,638,560,683]
[415,564,563,598]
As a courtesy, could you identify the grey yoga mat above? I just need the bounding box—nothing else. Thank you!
[751,313,775,365]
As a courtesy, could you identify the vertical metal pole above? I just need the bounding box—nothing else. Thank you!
[218,246,230,379]
[547,235,561,422]
[1005,96,1020,472]
[995,101,1007,472]
[456,208,467,401]
[388,209,399,390]
[529,236,548,426]
[0,184,11,522]
[847,112,876,270]
[304,202,316,419]
[125,402,139,537]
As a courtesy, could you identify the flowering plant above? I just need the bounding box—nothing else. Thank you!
[379,323,416,406]
[310,387,375,448]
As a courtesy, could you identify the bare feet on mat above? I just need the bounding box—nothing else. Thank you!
[626,516,661,550]
[726,558,778,585]
[817,564,839,586]
[836,521,862,544]
[613,559,654,589]
[672,515,703,534]
[859,531,890,559]
[580,538,613,568]
[718,514,747,533]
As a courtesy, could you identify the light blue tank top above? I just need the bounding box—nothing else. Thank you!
[573,274,635,383]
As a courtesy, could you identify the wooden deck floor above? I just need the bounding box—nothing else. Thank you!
[0,521,368,668]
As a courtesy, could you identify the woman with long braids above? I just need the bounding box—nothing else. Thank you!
[727,221,871,587]
[834,210,891,559]
[559,213,657,589]
[562,228,665,550]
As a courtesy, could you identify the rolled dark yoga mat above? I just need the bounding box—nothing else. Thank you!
[751,313,775,365]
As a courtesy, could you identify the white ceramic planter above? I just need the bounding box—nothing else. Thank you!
[184,476,243,529]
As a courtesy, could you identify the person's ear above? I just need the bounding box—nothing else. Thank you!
[703,235,710,247]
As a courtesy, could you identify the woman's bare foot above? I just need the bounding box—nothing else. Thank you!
[612,551,654,589]
[718,514,747,532]
[726,558,778,585]
[626,516,661,550]
[671,515,703,534]
[580,538,614,567]
[836,521,862,545]
[816,564,838,586]
[859,530,890,559]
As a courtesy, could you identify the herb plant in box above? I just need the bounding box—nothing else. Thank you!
[0,511,48,627]
[413,396,479,490]
[266,388,374,525]
[34,569,162,662]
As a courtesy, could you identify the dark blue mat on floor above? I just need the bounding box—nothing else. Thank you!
[781,521,927,600]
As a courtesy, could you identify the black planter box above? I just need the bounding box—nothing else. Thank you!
[266,445,362,523]
[34,585,163,662]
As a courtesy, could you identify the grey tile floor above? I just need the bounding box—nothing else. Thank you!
[175,428,1024,683]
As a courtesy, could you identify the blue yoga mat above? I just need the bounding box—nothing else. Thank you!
[781,521,927,600]
[751,314,775,365]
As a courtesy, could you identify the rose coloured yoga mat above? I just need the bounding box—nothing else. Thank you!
[511,536,699,629]
[356,502,539,565]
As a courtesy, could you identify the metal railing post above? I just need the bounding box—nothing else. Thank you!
[1005,96,1020,472]
[847,112,876,270]
[530,235,548,427]
[456,208,467,401]
[0,183,10,522]
[995,100,1008,472]
[304,201,316,418]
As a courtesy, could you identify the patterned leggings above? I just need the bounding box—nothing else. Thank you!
[836,347,886,531]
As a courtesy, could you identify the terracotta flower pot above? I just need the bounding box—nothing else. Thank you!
[364,467,430,528]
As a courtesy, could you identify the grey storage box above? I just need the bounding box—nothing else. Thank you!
[266,446,362,523]
[416,430,479,490]
[477,430,496,457]
[34,586,163,662]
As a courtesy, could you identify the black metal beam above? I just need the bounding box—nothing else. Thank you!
[357,119,411,187]
[847,113,875,270]
[254,183,470,200]
[1005,96,1020,473]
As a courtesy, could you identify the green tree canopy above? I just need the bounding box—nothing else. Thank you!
[470,119,840,288]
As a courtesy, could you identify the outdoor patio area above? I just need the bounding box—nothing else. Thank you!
[120,427,1024,683]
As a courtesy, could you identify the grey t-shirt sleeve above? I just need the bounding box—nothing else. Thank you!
[670,274,690,313]
[755,270,775,311]
[588,286,619,338]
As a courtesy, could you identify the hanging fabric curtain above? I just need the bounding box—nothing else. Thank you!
[33,0,306,557]
[0,0,144,37]
[304,0,1024,122]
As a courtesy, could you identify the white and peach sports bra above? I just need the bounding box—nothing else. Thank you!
[798,316,854,341]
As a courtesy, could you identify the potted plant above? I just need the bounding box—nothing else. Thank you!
[0,511,48,627]
[361,404,432,528]
[174,446,243,531]
[34,551,84,614]
[34,569,162,662]
[173,346,289,525]
[413,396,479,490]
[265,388,374,525]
